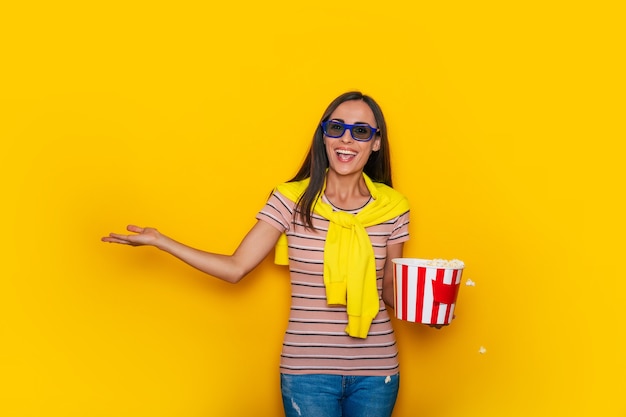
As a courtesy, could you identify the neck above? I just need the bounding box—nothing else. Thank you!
[324,171,370,209]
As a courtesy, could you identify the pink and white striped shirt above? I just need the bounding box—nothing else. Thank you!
[256,190,410,376]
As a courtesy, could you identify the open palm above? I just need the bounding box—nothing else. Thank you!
[102,225,161,247]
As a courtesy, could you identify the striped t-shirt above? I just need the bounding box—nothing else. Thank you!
[256,190,410,376]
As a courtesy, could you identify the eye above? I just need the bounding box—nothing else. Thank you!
[328,122,344,132]
[353,126,369,135]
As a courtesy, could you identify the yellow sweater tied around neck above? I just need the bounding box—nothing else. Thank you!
[274,174,410,339]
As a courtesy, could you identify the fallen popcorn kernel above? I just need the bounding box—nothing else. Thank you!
[478,346,487,354]
[465,279,476,286]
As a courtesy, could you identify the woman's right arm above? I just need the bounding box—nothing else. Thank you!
[102,220,283,284]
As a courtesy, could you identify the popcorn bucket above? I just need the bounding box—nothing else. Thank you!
[392,258,464,325]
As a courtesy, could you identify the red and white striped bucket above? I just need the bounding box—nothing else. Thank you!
[392,258,464,325]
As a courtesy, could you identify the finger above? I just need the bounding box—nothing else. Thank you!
[107,232,132,240]
[126,224,144,233]
[106,232,144,245]
[101,236,133,245]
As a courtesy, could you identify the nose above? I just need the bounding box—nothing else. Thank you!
[339,128,353,142]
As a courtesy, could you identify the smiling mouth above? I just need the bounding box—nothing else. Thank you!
[336,149,357,162]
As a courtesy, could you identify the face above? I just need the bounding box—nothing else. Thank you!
[323,100,381,178]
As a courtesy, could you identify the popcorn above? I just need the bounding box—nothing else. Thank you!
[425,258,465,268]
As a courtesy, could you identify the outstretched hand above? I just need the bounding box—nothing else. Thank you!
[102,225,162,247]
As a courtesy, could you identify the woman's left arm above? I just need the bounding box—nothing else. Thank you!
[382,242,404,308]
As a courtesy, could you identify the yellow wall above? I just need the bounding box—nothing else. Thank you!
[2,1,624,416]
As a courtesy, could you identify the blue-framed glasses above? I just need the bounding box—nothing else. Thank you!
[321,120,379,142]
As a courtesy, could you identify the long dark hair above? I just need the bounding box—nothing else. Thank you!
[289,91,393,228]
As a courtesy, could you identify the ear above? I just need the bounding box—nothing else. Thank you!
[372,137,381,152]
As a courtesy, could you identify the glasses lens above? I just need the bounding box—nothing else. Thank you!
[352,125,373,140]
[325,121,345,137]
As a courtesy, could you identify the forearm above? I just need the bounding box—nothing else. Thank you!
[382,242,404,309]
[156,236,245,283]
[153,220,281,284]
[103,221,281,283]
[382,280,395,308]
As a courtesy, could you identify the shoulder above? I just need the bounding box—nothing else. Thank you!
[371,182,410,210]
[363,174,408,204]
[373,182,406,199]
[275,178,310,203]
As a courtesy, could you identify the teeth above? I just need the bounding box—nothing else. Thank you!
[336,149,357,155]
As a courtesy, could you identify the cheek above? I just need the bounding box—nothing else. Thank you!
[324,141,334,158]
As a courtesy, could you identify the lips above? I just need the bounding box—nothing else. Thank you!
[335,148,357,162]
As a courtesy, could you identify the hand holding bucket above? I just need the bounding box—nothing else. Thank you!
[392,258,464,325]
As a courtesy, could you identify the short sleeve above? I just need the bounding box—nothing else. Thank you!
[255,191,295,233]
[388,211,410,245]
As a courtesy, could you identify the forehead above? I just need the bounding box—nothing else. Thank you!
[329,100,376,124]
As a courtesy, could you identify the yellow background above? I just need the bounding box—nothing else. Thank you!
[1,1,624,416]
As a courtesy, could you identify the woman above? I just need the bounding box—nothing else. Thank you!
[103,91,410,417]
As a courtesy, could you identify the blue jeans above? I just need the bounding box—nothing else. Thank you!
[280,373,399,417]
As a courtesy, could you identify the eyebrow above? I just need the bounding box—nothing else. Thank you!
[330,118,373,125]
